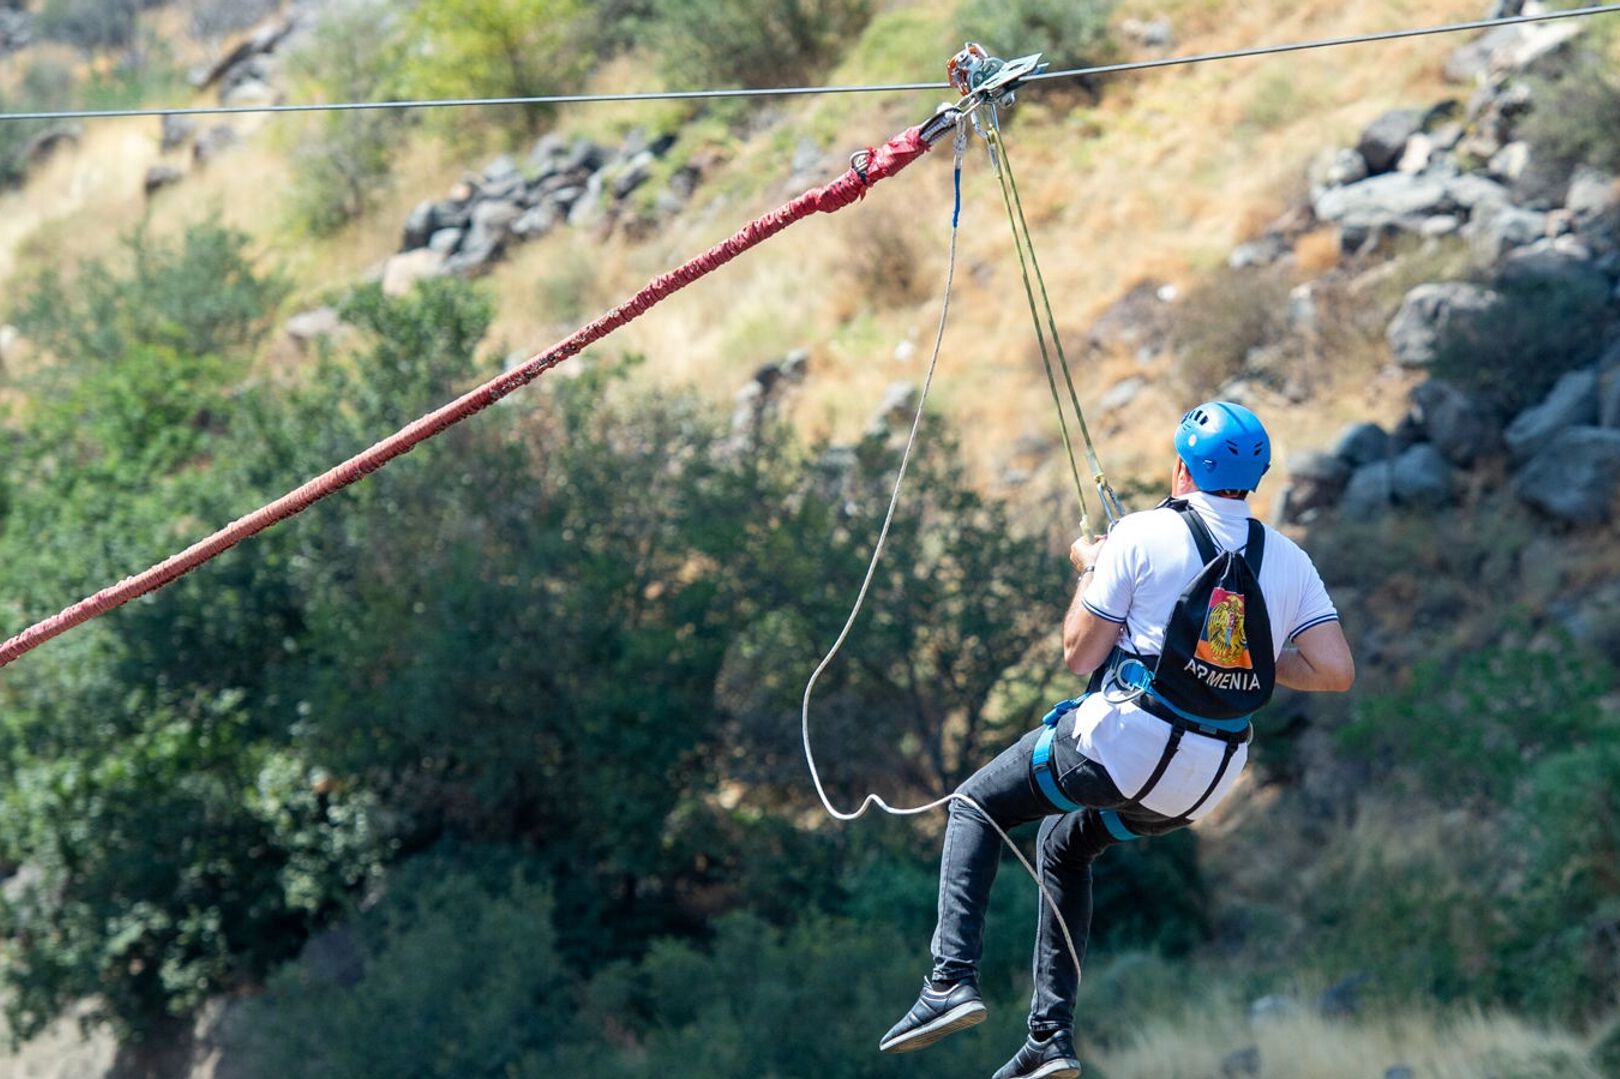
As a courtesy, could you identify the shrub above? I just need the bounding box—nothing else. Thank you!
[1340,629,1612,805]
[649,0,873,90]
[1511,741,1620,1019]
[11,221,288,364]
[0,59,79,188]
[243,859,568,1079]
[958,0,1115,69]
[37,0,141,51]
[286,1,413,233]
[1521,51,1620,173]
[400,0,595,133]
[1429,270,1612,419]
[0,700,388,1040]
[1169,268,1291,397]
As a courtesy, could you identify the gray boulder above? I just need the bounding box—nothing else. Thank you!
[1410,379,1496,466]
[1514,427,1620,524]
[161,114,197,153]
[567,173,607,227]
[1228,234,1290,269]
[478,154,523,200]
[510,204,559,240]
[868,382,920,438]
[1333,422,1390,467]
[1445,19,1583,82]
[1500,239,1610,297]
[1391,443,1453,505]
[402,200,437,250]
[284,306,341,351]
[1341,462,1394,517]
[1357,109,1425,174]
[1280,451,1351,522]
[1505,367,1600,460]
[192,124,239,165]
[1601,368,1620,428]
[143,164,184,197]
[1307,147,1370,199]
[1314,173,1452,233]
[448,200,521,273]
[1386,283,1499,368]
[427,228,463,255]
[560,138,605,174]
[1088,280,1175,360]
[527,132,569,175]
[1567,166,1619,223]
[1464,202,1547,262]
[1443,172,1510,211]
[611,150,656,199]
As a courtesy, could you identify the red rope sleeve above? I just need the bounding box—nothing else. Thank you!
[0,125,933,669]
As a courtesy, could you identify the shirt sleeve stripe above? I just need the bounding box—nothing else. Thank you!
[1082,596,1126,624]
[1290,613,1340,638]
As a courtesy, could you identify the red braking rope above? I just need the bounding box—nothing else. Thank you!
[0,124,935,668]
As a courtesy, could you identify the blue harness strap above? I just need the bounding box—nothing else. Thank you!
[1031,695,1142,840]
[1031,725,1083,813]
[1098,809,1139,842]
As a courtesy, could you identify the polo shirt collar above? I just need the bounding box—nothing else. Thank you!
[1184,490,1254,519]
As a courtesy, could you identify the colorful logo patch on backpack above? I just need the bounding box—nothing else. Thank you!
[1195,588,1252,669]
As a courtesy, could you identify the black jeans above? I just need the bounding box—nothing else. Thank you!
[927,711,1181,1036]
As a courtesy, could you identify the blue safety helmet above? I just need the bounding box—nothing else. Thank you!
[1175,401,1272,492]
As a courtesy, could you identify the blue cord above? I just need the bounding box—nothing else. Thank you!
[952,162,962,229]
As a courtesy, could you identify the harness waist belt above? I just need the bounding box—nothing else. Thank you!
[1136,692,1254,745]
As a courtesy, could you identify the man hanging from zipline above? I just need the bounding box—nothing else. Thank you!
[879,402,1356,1079]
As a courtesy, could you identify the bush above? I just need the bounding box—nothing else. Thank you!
[11,221,288,365]
[958,0,1115,68]
[649,0,873,90]
[287,1,413,233]
[400,0,594,133]
[1340,629,1612,805]
[1170,268,1291,397]
[0,700,388,1039]
[244,859,568,1079]
[37,0,141,51]
[1512,741,1620,1019]
[1522,51,1620,173]
[0,59,79,188]
[1429,270,1612,419]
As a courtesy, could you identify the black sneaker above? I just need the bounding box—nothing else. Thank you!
[991,1031,1082,1079]
[877,979,987,1054]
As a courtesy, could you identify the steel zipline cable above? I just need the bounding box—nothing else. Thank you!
[0,3,1617,124]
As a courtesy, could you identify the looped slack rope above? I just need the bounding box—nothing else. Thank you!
[0,125,938,668]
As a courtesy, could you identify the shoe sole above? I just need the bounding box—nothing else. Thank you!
[1009,1060,1081,1079]
[878,1000,987,1053]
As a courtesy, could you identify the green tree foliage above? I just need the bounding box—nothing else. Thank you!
[400,0,594,133]
[958,0,1116,69]
[243,858,569,1078]
[648,0,874,90]
[0,234,1105,1040]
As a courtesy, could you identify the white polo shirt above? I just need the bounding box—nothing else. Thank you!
[1073,492,1338,820]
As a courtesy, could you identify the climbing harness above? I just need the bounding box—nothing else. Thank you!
[1074,500,1273,823]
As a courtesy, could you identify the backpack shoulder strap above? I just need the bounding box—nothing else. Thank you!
[1170,501,1221,564]
[1242,518,1266,577]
